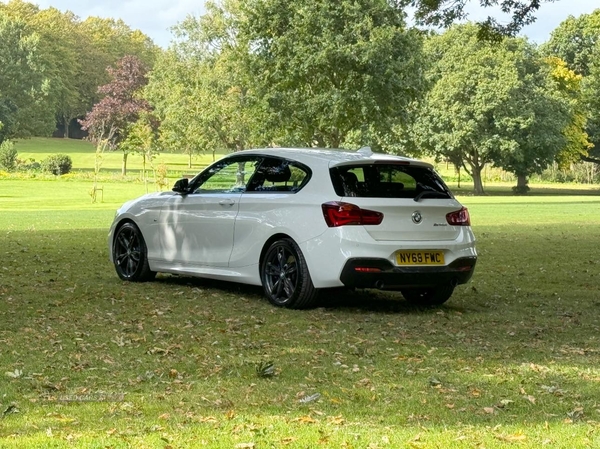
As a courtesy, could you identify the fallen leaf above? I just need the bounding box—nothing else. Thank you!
[298,393,321,404]
[483,407,495,414]
[523,395,536,405]
[294,415,317,424]
[495,433,526,442]
[235,443,255,449]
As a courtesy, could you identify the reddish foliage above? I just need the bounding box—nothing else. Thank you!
[80,55,151,148]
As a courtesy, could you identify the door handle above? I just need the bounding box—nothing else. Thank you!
[219,199,235,206]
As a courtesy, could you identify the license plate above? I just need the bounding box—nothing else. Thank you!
[396,251,445,266]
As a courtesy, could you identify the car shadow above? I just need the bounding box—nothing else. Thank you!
[155,274,467,315]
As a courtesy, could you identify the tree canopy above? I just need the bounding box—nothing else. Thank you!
[413,25,571,194]
[409,0,553,38]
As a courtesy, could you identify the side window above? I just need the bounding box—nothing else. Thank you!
[247,158,310,193]
[194,158,260,193]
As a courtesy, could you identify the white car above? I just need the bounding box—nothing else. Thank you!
[109,147,477,308]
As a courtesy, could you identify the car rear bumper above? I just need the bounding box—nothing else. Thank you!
[339,256,477,289]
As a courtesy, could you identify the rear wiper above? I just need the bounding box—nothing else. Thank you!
[413,191,449,202]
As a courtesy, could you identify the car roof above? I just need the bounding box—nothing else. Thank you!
[236,147,433,168]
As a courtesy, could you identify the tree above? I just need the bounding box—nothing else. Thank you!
[120,112,160,191]
[543,10,600,164]
[238,0,426,149]
[582,43,600,164]
[408,0,553,38]
[542,9,600,76]
[0,10,48,142]
[0,0,159,139]
[489,51,571,192]
[546,57,592,168]
[147,3,269,162]
[80,56,151,176]
[413,25,569,194]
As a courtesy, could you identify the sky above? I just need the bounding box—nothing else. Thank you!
[10,0,600,48]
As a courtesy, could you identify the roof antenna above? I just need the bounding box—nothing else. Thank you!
[357,146,372,156]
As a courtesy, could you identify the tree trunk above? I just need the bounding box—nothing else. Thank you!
[188,151,192,169]
[63,117,69,139]
[122,152,128,177]
[472,167,485,195]
[517,174,527,189]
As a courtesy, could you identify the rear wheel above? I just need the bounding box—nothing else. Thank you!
[260,238,318,309]
[113,222,156,282]
[401,285,454,306]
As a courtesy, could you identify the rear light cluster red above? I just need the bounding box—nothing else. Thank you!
[322,202,384,227]
[446,207,471,226]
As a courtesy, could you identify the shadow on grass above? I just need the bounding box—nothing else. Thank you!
[156,273,469,315]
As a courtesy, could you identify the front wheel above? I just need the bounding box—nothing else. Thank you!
[401,285,454,306]
[260,238,318,309]
[113,222,156,282]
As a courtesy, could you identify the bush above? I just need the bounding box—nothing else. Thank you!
[41,154,72,175]
[0,140,17,171]
[17,157,41,172]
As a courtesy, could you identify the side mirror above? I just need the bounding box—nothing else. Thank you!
[172,178,190,194]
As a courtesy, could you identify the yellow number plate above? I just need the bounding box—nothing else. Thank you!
[396,251,445,266]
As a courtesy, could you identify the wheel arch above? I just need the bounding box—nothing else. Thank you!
[258,233,294,269]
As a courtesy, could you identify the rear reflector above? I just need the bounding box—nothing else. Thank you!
[446,207,471,226]
[354,267,382,273]
[322,202,384,227]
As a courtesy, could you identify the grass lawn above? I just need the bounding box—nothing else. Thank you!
[1,156,600,447]
[12,137,225,178]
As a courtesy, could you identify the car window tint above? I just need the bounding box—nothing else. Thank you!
[330,164,451,199]
[194,158,260,193]
[246,158,310,193]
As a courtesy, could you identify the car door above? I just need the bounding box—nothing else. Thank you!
[159,156,261,267]
[230,157,313,268]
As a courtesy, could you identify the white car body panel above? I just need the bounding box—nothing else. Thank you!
[158,192,241,267]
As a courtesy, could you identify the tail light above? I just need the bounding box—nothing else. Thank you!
[446,207,471,226]
[322,202,384,227]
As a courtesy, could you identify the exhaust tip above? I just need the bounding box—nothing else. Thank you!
[374,280,385,289]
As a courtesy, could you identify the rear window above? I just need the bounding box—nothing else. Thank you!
[330,164,452,199]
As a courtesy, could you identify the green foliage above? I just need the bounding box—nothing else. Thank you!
[40,153,72,175]
[0,0,159,139]
[546,57,592,168]
[413,25,571,194]
[411,0,547,38]
[543,9,600,76]
[0,9,51,139]
[239,0,426,148]
[582,43,600,163]
[0,139,17,171]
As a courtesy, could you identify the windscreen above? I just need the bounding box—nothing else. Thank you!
[330,163,452,199]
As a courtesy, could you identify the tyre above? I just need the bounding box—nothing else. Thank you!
[113,222,156,282]
[260,238,318,309]
[401,284,454,306]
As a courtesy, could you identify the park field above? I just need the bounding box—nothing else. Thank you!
[1,139,600,447]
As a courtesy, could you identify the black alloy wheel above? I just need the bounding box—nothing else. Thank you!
[261,238,317,309]
[113,222,155,282]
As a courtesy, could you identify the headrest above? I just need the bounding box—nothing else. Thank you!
[264,165,291,183]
